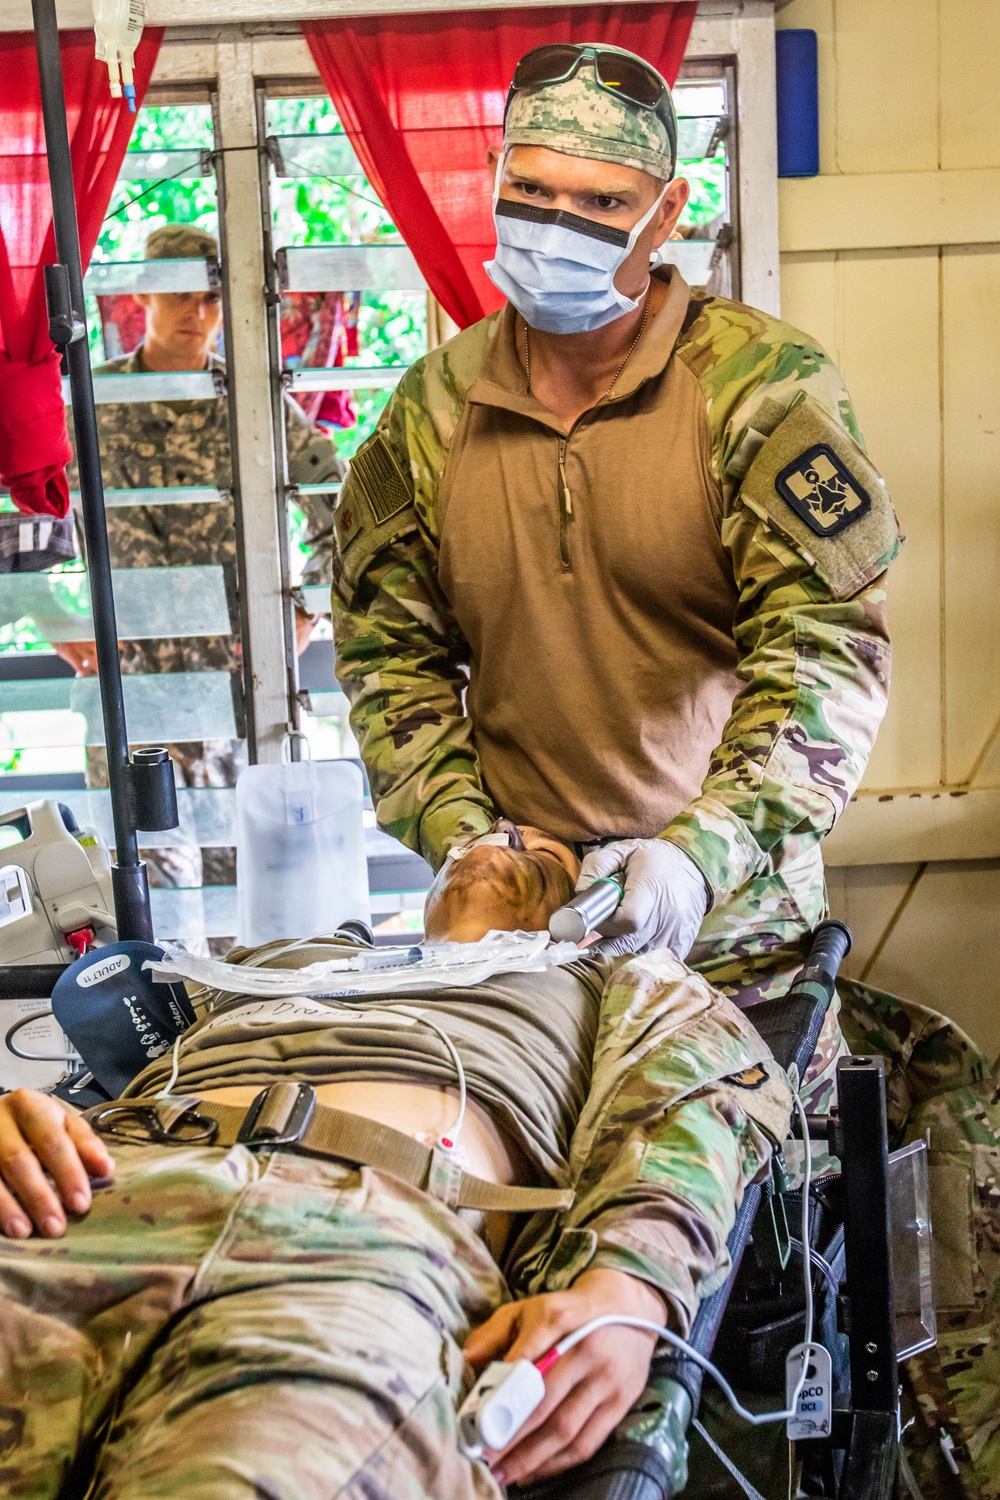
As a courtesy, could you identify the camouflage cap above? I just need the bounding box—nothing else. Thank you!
[144,224,219,261]
[504,50,675,180]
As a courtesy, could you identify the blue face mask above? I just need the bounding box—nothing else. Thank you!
[484,156,668,335]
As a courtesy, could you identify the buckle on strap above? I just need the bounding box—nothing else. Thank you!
[90,1101,219,1147]
[237,1083,316,1148]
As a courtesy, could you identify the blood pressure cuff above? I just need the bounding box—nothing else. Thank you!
[736,394,902,600]
[332,430,419,605]
[52,941,196,1098]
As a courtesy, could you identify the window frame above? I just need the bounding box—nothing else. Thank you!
[0,0,780,765]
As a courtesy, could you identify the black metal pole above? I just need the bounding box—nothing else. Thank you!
[837,1054,899,1498]
[30,0,153,943]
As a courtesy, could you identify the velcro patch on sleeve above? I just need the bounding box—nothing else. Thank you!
[740,394,902,599]
[333,431,419,603]
[350,429,413,525]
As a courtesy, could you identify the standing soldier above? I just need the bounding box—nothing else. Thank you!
[60,225,343,911]
[331,44,901,1100]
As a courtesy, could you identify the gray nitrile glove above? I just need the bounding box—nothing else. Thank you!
[577,839,711,960]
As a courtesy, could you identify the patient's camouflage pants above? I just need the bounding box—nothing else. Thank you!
[0,1147,506,1500]
[688,840,846,1117]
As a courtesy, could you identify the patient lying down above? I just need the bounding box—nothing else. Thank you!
[0,828,790,1499]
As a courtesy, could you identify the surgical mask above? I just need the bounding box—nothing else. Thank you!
[483,153,669,335]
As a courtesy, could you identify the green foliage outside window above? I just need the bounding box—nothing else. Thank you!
[3,88,732,657]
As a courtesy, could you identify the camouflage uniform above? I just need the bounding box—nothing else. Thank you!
[332,326,898,1035]
[837,978,1000,1500]
[67,228,343,896]
[0,948,792,1497]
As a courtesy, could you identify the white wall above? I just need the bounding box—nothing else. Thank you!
[777,0,1000,1058]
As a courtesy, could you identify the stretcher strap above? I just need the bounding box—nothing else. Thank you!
[193,1095,575,1214]
[691,1418,768,1500]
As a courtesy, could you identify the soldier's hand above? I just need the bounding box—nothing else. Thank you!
[294,605,320,654]
[578,838,710,959]
[51,640,99,676]
[463,1268,666,1487]
[0,1089,114,1239]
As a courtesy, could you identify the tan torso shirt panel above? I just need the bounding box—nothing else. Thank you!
[437,275,742,844]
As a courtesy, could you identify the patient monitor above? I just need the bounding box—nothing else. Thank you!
[0,800,116,964]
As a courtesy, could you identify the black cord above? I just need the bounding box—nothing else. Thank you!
[104,141,390,225]
[275,157,386,214]
[102,143,256,222]
[103,159,205,222]
[4,1008,78,1063]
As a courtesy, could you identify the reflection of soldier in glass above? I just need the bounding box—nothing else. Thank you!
[61,226,343,912]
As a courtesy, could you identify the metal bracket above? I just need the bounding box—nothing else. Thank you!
[237,1082,316,1147]
[755,1160,792,1271]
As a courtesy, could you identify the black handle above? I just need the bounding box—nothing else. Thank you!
[749,919,854,1078]
[795,917,852,992]
[0,965,69,1001]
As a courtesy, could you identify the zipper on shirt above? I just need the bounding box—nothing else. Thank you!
[557,438,573,571]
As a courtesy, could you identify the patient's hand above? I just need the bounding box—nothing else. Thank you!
[0,1089,114,1239]
[462,1266,666,1486]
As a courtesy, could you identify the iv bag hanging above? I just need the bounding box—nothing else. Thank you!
[93,0,144,109]
[236,755,371,946]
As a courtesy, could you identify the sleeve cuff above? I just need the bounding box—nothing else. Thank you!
[661,796,766,906]
[418,799,497,872]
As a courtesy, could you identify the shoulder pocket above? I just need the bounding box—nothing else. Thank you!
[739,394,902,600]
[332,431,419,604]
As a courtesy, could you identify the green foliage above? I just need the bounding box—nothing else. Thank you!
[266,95,425,465]
[96,105,218,265]
[678,153,727,227]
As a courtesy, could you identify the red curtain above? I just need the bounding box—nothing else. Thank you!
[303,4,697,330]
[0,29,162,517]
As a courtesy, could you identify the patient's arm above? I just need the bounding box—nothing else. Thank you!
[0,1090,113,1238]
[464,1265,667,1487]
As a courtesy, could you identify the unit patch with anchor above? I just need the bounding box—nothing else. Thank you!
[775,443,872,538]
[738,393,902,599]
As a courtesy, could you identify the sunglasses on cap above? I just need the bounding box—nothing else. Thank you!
[505,44,677,161]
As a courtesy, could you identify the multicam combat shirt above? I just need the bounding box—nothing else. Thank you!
[330,269,901,972]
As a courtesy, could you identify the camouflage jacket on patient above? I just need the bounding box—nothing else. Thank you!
[329,271,902,959]
[66,348,343,676]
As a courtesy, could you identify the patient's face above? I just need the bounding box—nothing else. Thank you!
[424,826,580,942]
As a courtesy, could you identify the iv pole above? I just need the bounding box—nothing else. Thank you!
[28,0,176,944]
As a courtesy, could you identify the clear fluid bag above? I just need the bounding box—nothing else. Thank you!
[235,749,371,946]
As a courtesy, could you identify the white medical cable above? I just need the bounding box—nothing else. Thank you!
[241,935,352,969]
[534,1080,819,1430]
[152,996,468,1150]
[381,1004,467,1149]
[156,1033,183,1100]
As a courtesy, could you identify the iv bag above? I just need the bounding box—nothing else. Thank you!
[93,0,144,109]
[236,757,371,945]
